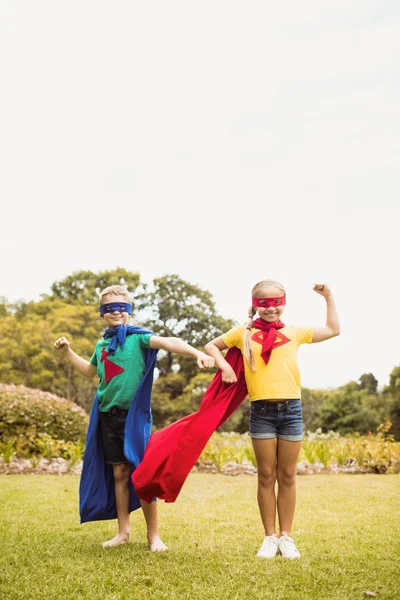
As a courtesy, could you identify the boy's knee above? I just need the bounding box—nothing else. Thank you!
[112,463,130,482]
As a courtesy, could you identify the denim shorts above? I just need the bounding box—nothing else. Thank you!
[249,399,303,441]
[98,407,129,465]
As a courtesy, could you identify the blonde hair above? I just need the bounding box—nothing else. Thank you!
[99,285,131,305]
[244,279,286,371]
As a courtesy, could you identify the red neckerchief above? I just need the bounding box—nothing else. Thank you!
[252,318,285,365]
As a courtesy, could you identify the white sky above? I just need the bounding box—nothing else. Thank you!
[1,1,399,390]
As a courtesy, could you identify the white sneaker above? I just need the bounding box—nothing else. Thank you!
[278,532,301,559]
[256,534,279,558]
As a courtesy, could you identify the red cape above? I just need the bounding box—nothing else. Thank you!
[132,347,248,503]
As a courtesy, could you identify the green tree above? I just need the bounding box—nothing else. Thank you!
[358,373,378,395]
[0,270,236,420]
[218,400,249,434]
[150,369,250,433]
[173,371,250,433]
[386,365,400,396]
[0,298,100,411]
[301,388,330,431]
[0,297,9,318]
[150,372,196,428]
[49,267,141,305]
[138,274,236,428]
[0,268,147,411]
[312,380,389,436]
[383,365,400,438]
[137,274,235,379]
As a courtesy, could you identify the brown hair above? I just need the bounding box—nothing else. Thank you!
[243,279,286,371]
[99,285,131,305]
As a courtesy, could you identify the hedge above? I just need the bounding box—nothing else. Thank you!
[0,383,89,453]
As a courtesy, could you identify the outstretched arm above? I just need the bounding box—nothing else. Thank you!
[54,336,97,378]
[149,336,215,369]
[311,284,340,343]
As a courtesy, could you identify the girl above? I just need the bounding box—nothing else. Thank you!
[204,280,340,559]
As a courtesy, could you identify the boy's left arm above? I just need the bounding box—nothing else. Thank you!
[149,336,215,369]
[311,284,341,343]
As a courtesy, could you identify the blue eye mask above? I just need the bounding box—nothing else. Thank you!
[100,302,132,317]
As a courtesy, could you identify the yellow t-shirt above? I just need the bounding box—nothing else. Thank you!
[222,325,314,401]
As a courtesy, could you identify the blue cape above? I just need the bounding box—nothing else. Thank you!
[79,327,158,523]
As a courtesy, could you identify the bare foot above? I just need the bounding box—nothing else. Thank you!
[101,533,129,548]
[148,535,168,552]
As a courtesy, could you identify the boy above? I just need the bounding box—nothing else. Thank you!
[54,284,214,550]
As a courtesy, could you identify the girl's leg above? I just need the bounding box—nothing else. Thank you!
[102,463,131,547]
[251,438,278,535]
[140,500,168,552]
[276,439,302,535]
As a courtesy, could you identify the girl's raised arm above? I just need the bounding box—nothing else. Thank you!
[311,284,340,343]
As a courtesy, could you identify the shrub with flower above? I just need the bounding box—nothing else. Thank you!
[197,420,400,474]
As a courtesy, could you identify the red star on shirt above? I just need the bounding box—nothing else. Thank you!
[100,347,125,384]
[251,331,291,348]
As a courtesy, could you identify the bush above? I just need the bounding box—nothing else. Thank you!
[299,421,400,473]
[0,383,88,455]
[198,424,400,474]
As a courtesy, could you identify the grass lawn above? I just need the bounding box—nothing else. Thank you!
[1,473,399,600]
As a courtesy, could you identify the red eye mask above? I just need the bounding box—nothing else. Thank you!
[252,296,286,308]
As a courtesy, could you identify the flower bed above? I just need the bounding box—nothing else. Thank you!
[196,421,400,475]
[1,420,399,476]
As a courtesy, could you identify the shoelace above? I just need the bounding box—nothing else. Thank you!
[280,536,297,549]
[280,537,299,554]
[264,537,276,545]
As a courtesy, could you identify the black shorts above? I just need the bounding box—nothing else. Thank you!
[98,407,129,465]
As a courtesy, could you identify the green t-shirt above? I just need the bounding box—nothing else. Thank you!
[90,333,153,412]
